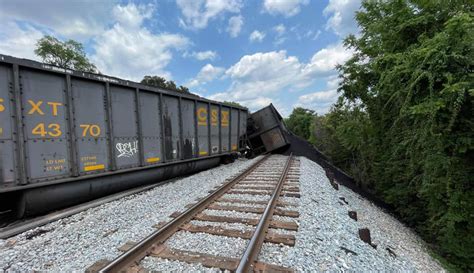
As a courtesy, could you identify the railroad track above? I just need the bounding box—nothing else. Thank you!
[89,154,301,272]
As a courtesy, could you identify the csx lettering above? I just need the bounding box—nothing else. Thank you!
[0,98,5,112]
[211,109,218,126]
[197,107,207,126]
[80,124,101,137]
[221,111,229,127]
[27,100,62,116]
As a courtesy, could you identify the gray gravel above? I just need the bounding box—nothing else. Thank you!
[258,157,445,272]
[0,156,261,272]
[189,220,253,232]
[203,209,260,220]
[222,193,269,202]
[166,231,248,258]
[142,256,222,272]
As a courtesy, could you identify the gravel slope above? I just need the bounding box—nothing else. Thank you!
[0,157,260,272]
[258,157,445,272]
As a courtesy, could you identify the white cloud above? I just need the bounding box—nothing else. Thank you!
[187,64,225,87]
[0,0,116,40]
[208,43,353,112]
[305,29,322,40]
[186,50,218,61]
[92,3,189,81]
[227,15,244,37]
[273,24,286,45]
[0,22,44,60]
[177,0,242,29]
[295,89,339,114]
[301,43,353,79]
[323,0,361,37]
[249,30,266,42]
[263,0,309,17]
[273,24,286,35]
[112,3,153,28]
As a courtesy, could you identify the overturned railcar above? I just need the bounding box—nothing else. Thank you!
[0,54,248,217]
[247,104,290,154]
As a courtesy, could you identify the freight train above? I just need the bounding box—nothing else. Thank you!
[0,54,258,218]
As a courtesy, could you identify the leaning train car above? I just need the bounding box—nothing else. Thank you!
[247,103,290,155]
[0,54,248,217]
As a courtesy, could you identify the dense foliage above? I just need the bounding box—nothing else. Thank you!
[284,108,315,140]
[141,75,190,93]
[34,35,97,72]
[288,1,473,270]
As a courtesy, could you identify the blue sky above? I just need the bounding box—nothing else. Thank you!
[0,0,361,116]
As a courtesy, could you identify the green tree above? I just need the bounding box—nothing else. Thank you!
[284,107,315,140]
[141,75,190,94]
[34,35,97,72]
[328,1,474,270]
[223,101,244,108]
[141,75,167,89]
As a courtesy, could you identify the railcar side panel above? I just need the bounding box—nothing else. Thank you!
[71,79,109,174]
[0,55,249,196]
[230,108,239,152]
[181,99,196,159]
[21,69,71,181]
[197,102,209,157]
[221,106,230,152]
[139,91,162,165]
[163,95,180,161]
[110,86,139,169]
[210,104,220,155]
[0,65,16,184]
[239,110,247,137]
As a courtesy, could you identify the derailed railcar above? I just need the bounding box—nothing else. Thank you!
[0,54,248,217]
[247,104,290,154]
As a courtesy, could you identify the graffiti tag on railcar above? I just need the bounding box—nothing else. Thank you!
[116,141,139,158]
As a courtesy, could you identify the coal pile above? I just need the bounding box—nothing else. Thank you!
[278,132,391,212]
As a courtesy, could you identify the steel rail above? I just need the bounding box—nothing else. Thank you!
[236,153,293,273]
[99,154,271,273]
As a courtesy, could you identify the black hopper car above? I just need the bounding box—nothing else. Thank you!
[0,54,250,217]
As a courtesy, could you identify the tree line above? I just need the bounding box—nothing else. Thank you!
[286,1,473,271]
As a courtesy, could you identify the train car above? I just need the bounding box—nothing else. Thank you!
[247,104,290,155]
[0,54,248,217]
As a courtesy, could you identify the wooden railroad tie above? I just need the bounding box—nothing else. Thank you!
[179,223,295,246]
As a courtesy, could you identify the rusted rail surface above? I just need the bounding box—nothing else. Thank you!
[96,154,299,273]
